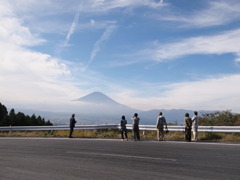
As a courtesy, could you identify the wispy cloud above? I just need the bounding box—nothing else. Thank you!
[64,10,80,47]
[56,9,80,54]
[152,28,240,62]
[90,0,165,12]
[184,0,240,27]
[111,28,240,66]
[3,0,165,36]
[85,23,117,69]
[155,0,240,28]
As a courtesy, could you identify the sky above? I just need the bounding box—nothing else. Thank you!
[1,0,240,113]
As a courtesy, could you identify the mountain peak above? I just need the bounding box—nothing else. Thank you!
[75,92,120,105]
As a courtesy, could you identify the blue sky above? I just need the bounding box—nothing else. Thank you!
[1,0,240,113]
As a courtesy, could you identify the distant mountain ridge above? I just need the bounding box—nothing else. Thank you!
[75,91,120,105]
[14,91,215,125]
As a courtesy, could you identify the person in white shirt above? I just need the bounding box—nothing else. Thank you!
[192,111,199,141]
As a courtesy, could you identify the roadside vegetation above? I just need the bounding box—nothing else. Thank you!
[1,103,240,142]
[1,129,240,142]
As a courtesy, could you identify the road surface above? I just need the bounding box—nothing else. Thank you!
[0,138,239,179]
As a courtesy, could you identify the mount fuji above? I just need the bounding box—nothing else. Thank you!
[73,92,138,121]
[75,91,123,105]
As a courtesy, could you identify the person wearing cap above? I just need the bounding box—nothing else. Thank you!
[192,111,199,141]
[131,113,140,141]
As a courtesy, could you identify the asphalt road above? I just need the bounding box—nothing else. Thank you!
[0,138,239,180]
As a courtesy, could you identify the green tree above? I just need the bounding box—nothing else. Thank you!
[199,110,240,126]
[16,112,28,126]
[30,114,37,126]
[0,103,53,126]
[9,109,16,126]
[45,120,53,126]
[0,103,8,126]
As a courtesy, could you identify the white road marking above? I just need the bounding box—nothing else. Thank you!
[66,151,177,162]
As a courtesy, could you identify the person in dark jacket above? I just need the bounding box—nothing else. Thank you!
[156,112,168,141]
[131,113,140,141]
[69,114,77,138]
[184,113,192,142]
[120,115,128,141]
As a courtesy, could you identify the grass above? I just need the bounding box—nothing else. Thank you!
[1,130,240,142]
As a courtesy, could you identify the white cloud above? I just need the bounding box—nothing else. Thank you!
[0,1,86,111]
[107,28,240,66]
[150,28,240,62]
[0,7,45,47]
[155,0,240,28]
[185,0,240,27]
[116,74,240,113]
[0,43,77,103]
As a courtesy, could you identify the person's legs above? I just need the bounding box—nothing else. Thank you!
[192,127,196,141]
[187,129,191,142]
[185,128,188,141]
[133,127,137,140]
[124,130,128,139]
[158,126,164,141]
[69,128,73,138]
[192,128,195,140]
[161,130,165,141]
[195,127,198,140]
[136,126,140,140]
[121,130,124,140]
[157,129,160,141]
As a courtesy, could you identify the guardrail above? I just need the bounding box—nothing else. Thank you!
[138,125,240,132]
[0,125,240,133]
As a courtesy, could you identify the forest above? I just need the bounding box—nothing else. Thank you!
[0,102,52,126]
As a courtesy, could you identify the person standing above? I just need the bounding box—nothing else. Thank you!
[192,111,199,141]
[69,114,77,138]
[156,112,168,141]
[120,115,128,141]
[131,113,140,141]
[184,113,192,142]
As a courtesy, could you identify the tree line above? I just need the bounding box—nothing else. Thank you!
[0,103,52,126]
[199,110,240,126]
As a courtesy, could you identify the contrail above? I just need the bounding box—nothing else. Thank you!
[85,24,117,69]
[64,10,80,47]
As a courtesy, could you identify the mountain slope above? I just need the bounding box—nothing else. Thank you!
[73,91,139,117]
[75,91,120,105]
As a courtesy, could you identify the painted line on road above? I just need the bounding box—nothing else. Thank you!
[66,151,177,162]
